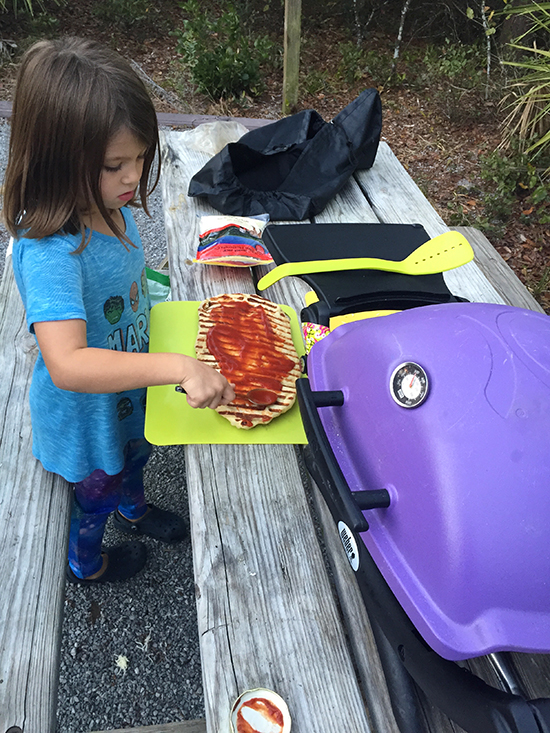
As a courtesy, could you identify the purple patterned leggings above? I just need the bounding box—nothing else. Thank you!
[68,439,152,579]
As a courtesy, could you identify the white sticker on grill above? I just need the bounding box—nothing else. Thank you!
[338,521,359,572]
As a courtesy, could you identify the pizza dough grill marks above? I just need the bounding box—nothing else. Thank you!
[195,294,302,429]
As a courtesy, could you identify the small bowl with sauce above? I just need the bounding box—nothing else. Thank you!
[230,688,291,733]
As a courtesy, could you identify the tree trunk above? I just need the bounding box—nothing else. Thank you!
[283,0,301,115]
[392,0,412,72]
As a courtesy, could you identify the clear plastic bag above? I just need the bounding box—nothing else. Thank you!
[195,214,272,267]
[182,121,249,157]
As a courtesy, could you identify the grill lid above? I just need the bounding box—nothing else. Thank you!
[306,302,550,660]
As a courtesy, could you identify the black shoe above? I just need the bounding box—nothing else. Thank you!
[113,504,187,543]
[66,541,147,584]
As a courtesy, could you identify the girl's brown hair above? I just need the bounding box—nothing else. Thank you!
[2,36,160,252]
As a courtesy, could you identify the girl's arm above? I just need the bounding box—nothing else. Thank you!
[34,319,235,409]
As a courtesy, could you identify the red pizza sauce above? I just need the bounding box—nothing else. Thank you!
[236,696,285,733]
[205,300,297,406]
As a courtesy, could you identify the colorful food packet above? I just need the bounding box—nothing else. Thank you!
[302,321,331,352]
[195,214,272,267]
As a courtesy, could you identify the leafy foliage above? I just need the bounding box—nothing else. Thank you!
[337,41,365,85]
[301,68,333,96]
[481,145,547,218]
[173,0,275,99]
[422,39,485,79]
[0,0,39,13]
[448,143,550,232]
[395,38,500,123]
[500,1,550,164]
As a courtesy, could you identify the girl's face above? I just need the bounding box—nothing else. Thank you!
[99,127,148,211]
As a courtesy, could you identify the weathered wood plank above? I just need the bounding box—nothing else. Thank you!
[243,151,467,733]
[453,226,545,313]
[509,652,550,699]
[0,259,71,733]
[159,130,373,733]
[187,443,372,732]
[92,719,206,733]
[355,143,504,306]
[314,174,380,224]
[307,479,402,733]
[0,100,274,130]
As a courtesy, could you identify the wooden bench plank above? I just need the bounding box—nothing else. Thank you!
[159,130,373,733]
[314,175,380,224]
[0,258,71,733]
[273,173,453,732]
[0,99,274,131]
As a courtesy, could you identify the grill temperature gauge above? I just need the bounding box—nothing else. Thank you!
[390,362,429,408]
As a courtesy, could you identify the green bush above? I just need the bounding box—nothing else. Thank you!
[337,41,365,85]
[447,142,550,233]
[422,40,484,80]
[0,0,63,15]
[0,0,61,42]
[480,144,549,222]
[173,0,274,99]
[301,68,332,96]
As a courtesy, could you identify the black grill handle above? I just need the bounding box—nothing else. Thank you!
[311,390,345,408]
[298,378,392,533]
[352,489,391,510]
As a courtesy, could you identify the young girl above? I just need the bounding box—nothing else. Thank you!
[3,37,235,584]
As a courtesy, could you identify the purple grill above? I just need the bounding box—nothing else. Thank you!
[297,301,550,733]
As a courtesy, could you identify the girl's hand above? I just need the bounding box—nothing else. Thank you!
[178,360,235,410]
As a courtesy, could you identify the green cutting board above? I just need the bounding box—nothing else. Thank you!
[145,300,307,445]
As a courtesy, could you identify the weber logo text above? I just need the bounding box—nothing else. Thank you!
[338,521,360,572]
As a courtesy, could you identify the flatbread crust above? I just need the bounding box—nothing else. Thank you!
[195,293,302,429]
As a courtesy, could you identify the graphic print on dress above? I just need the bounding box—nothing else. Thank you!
[104,279,149,353]
[104,295,125,325]
[129,281,139,312]
[103,271,150,421]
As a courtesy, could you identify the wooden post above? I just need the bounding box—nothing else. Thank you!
[282,0,301,115]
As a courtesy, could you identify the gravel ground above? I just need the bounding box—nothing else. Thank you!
[0,118,205,732]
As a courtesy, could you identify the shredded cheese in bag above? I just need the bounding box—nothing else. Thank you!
[195,214,272,267]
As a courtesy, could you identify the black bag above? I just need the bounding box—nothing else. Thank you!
[188,88,382,221]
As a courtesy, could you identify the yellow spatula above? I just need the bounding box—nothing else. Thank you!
[257,230,473,291]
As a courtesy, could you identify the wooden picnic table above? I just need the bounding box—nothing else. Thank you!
[1,113,550,733]
[158,128,550,733]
